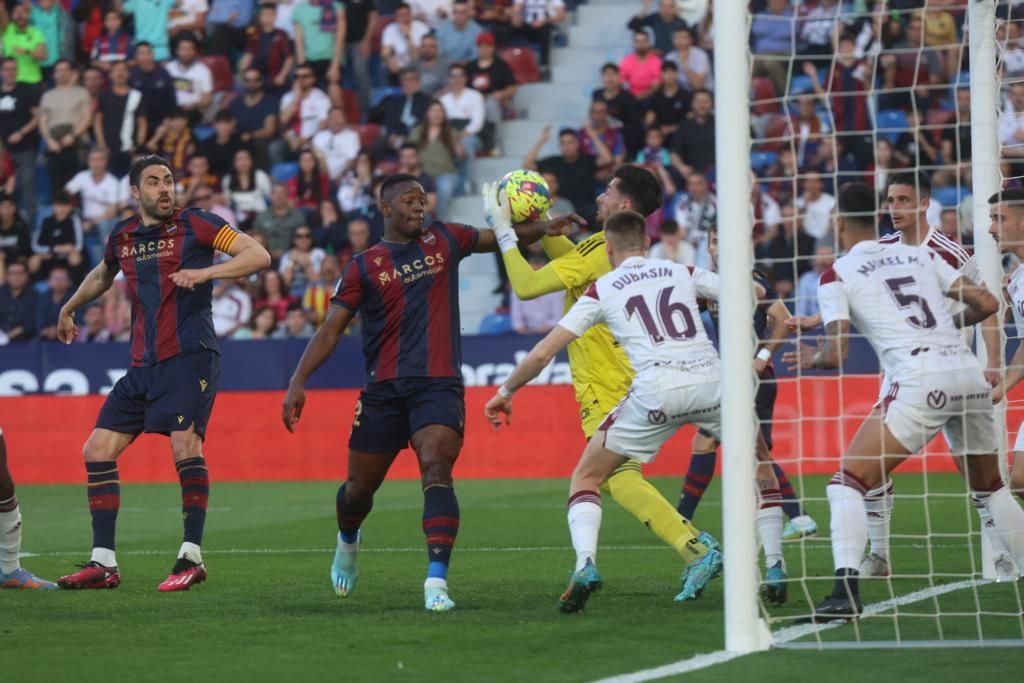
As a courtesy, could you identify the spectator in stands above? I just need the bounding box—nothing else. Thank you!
[592,62,644,158]
[939,207,961,241]
[289,148,331,211]
[255,182,308,260]
[76,303,113,342]
[35,265,73,341]
[466,31,518,124]
[130,42,177,139]
[645,61,690,142]
[211,277,253,338]
[230,67,279,169]
[279,63,332,160]
[280,225,326,298]
[759,201,814,298]
[254,269,296,320]
[312,106,361,183]
[382,2,432,82]
[0,194,31,268]
[374,67,430,149]
[233,305,280,339]
[411,100,463,219]
[302,252,339,325]
[65,148,122,263]
[90,9,134,72]
[315,198,347,251]
[752,174,782,250]
[578,99,622,183]
[791,94,830,170]
[999,19,1024,78]
[635,126,673,180]
[894,109,940,172]
[0,57,39,223]
[794,244,833,317]
[475,0,512,43]
[224,148,273,227]
[281,302,316,337]
[866,137,895,195]
[411,0,453,28]
[619,29,662,99]
[343,0,378,115]
[437,0,483,63]
[94,61,142,178]
[2,5,47,85]
[200,110,242,178]
[510,0,565,72]
[397,142,441,218]
[672,172,716,266]
[440,63,486,189]
[942,87,972,168]
[670,88,715,176]
[30,191,84,282]
[123,0,174,61]
[40,60,92,195]
[336,216,372,273]
[75,0,112,62]
[750,0,795,97]
[1000,82,1024,157]
[664,26,712,93]
[880,14,941,112]
[165,34,214,120]
[540,171,576,221]
[192,186,238,228]
[794,170,835,242]
[168,0,209,41]
[206,0,257,56]
[510,252,565,334]
[525,124,598,226]
[145,108,194,178]
[239,3,295,94]
[648,218,695,266]
[336,149,377,213]
[628,0,687,55]
[921,0,962,81]
[0,260,36,342]
[414,33,451,96]
[30,0,75,78]
[293,0,346,104]
[178,153,222,206]
[807,34,872,167]
[797,0,840,67]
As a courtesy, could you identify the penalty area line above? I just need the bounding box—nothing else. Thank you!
[589,579,986,683]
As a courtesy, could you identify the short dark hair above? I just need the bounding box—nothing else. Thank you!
[661,60,678,72]
[558,127,578,139]
[837,182,877,227]
[988,187,1024,205]
[396,1,411,9]
[380,173,422,201]
[54,58,75,71]
[613,165,663,218]
[286,303,305,315]
[605,210,648,250]
[399,142,419,154]
[659,219,679,235]
[129,154,172,188]
[0,192,14,204]
[886,171,931,198]
[175,32,199,49]
[135,41,153,50]
[259,2,276,10]
[53,189,72,205]
[600,62,619,74]
[213,110,235,123]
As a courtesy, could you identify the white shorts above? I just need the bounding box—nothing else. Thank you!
[1014,419,1024,453]
[600,378,721,463]
[883,368,997,455]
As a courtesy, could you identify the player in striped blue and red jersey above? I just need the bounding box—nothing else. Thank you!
[282,173,580,611]
[54,155,270,592]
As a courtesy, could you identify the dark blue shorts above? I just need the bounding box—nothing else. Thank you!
[96,350,221,439]
[349,378,465,454]
[699,367,778,449]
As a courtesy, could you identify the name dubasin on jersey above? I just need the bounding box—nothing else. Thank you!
[610,265,675,290]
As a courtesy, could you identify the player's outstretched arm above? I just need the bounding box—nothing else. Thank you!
[782,320,849,371]
[948,275,999,330]
[756,297,794,373]
[484,325,577,429]
[57,260,118,344]
[283,305,355,433]
[171,232,271,290]
[784,312,823,332]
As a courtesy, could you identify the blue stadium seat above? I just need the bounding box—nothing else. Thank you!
[370,86,400,110]
[750,150,778,173]
[875,109,910,143]
[271,162,299,184]
[788,74,814,96]
[193,126,215,142]
[932,185,969,210]
[478,313,513,335]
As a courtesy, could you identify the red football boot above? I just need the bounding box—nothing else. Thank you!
[58,562,121,589]
[157,558,207,592]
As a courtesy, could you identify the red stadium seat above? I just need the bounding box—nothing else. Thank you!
[371,17,393,53]
[500,47,540,84]
[354,123,381,149]
[201,55,235,93]
[760,113,792,151]
[342,88,361,124]
[376,159,400,176]
[750,76,779,115]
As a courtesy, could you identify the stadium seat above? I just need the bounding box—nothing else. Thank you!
[376,159,400,176]
[271,162,299,184]
[478,313,513,335]
[875,109,910,143]
[760,113,792,151]
[750,150,778,173]
[201,55,235,93]
[750,76,779,115]
[342,88,361,124]
[193,126,215,142]
[370,86,400,110]
[354,123,381,149]
[500,47,540,84]
[932,185,969,210]
[788,74,814,96]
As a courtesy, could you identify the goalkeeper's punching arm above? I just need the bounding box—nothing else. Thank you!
[282,305,354,433]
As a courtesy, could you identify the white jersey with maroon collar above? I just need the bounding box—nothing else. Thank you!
[558,256,720,384]
[1008,263,1024,340]
[818,240,980,382]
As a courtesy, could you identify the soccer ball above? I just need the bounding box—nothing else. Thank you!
[498,170,553,223]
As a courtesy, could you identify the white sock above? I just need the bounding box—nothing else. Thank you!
[976,486,1024,570]
[90,547,117,568]
[864,482,893,560]
[827,483,868,572]
[424,577,448,590]
[567,495,602,572]
[177,541,202,563]
[973,494,1012,560]
[0,501,22,574]
[756,504,785,569]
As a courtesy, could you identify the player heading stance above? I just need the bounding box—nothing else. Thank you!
[0,428,57,589]
[486,211,786,612]
[785,182,1024,620]
[283,174,580,611]
[55,154,270,591]
[489,165,719,598]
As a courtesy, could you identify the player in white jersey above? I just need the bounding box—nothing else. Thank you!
[784,182,1024,621]
[484,211,787,612]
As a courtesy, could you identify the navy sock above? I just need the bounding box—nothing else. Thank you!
[176,457,209,546]
[772,462,805,520]
[678,451,716,521]
[423,485,460,581]
[336,482,371,543]
[86,462,120,553]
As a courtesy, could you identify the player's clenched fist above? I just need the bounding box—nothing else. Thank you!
[170,269,210,290]
[282,383,306,433]
[484,393,512,430]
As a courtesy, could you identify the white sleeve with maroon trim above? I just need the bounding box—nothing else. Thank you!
[688,266,721,301]
[817,266,849,326]
[929,249,963,295]
[558,282,604,337]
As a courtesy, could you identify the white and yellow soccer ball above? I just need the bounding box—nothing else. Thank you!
[498,169,553,223]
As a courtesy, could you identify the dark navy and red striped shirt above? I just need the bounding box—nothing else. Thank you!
[104,208,242,367]
[90,30,134,64]
[331,222,479,384]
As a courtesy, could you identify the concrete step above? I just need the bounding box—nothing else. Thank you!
[551,63,603,86]
[515,82,594,106]
[448,195,486,227]
[475,156,525,183]
[575,2,637,29]
[568,25,630,48]
[550,46,608,68]
[528,95,591,122]
[498,120,562,159]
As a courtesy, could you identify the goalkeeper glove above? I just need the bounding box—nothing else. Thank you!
[482,181,517,253]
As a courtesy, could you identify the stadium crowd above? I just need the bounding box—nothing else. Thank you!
[0,0,1016,343]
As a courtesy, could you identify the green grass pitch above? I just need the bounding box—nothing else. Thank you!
[5,475,1024,682]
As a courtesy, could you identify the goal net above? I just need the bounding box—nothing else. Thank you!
[726,0,1024,649]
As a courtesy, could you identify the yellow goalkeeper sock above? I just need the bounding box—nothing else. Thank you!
[602,461,707,564]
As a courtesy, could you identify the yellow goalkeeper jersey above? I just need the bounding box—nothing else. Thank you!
[549,231,635,438]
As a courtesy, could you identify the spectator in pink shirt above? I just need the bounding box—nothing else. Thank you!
[619,29,663,99]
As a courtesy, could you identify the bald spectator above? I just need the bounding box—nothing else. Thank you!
[628,0,688,55]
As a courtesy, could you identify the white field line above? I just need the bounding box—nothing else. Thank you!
[589,579,987,683]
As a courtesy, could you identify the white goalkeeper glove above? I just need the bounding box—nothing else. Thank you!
[481,181,517,253]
